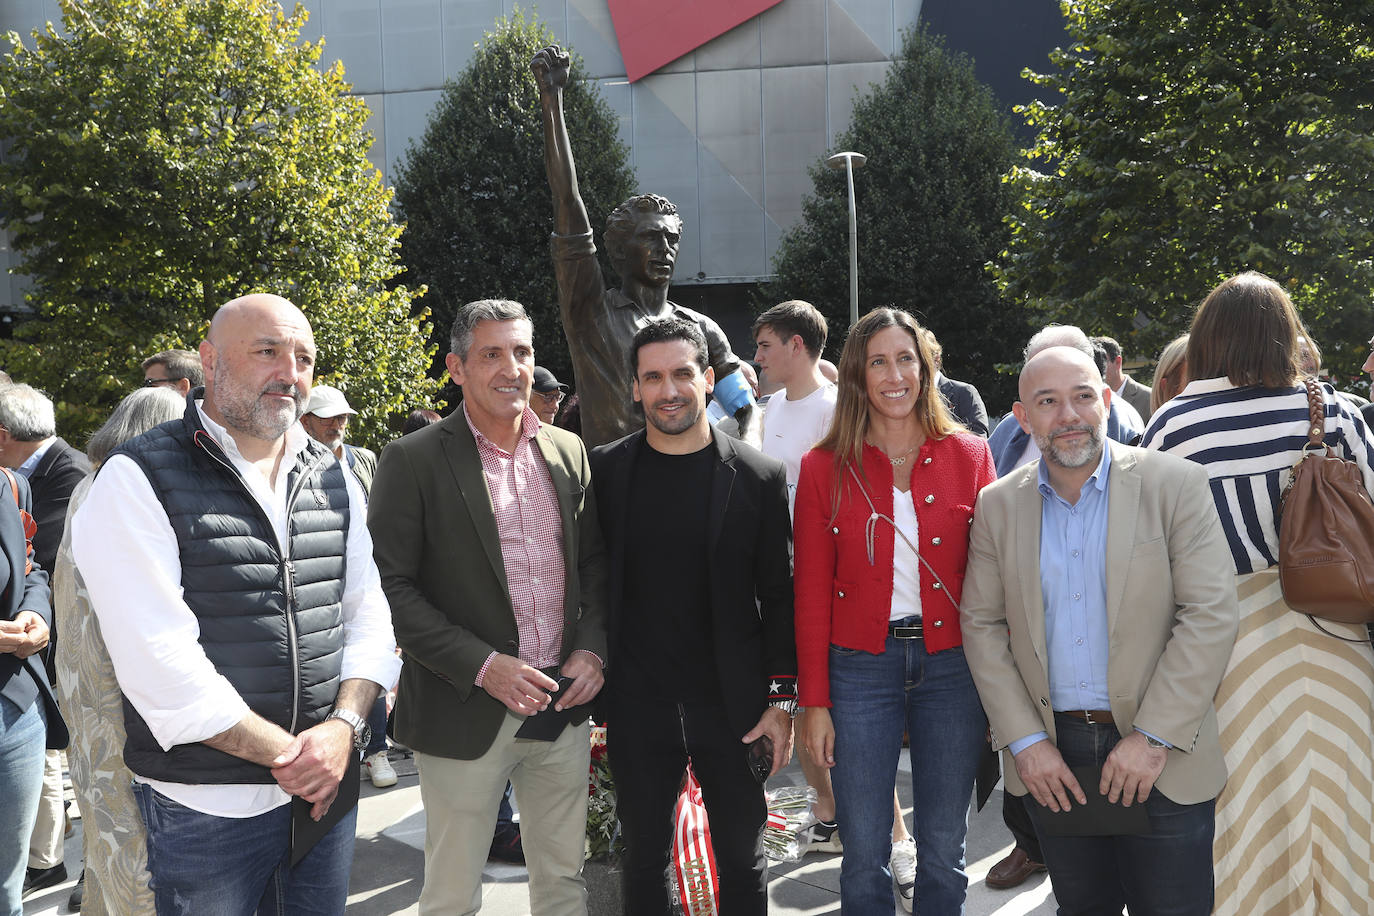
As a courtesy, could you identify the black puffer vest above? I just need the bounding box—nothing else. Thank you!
[113,396,350,784]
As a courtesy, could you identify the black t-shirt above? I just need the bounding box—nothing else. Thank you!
[614,441,721,703]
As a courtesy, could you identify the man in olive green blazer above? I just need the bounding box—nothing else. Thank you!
[369,299,608,915]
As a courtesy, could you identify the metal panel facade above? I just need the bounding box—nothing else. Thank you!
[0,0,937,310]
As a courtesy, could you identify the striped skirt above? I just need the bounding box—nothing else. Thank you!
[1214,569,1374,915]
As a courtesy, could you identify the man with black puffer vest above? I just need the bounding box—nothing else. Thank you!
[72,294,399,916]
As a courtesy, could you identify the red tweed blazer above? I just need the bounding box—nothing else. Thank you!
[793,434,996,707]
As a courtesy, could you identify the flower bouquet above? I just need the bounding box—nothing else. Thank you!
[586,724,623,860]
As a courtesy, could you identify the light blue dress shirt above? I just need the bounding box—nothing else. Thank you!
[15,437,53,479]
[1009,446,1168,754]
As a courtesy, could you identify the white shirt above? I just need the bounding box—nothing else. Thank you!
[761,383,837,515]
[71,404,400,817]
[890,487,923,621]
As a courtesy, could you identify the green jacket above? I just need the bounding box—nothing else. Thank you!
[368,411,609,760]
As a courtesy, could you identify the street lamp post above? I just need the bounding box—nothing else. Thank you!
[826,151,866,328]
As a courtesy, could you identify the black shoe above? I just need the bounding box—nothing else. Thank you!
[21,862,67,898]
[69,870,85,911]
[488,823,525,864]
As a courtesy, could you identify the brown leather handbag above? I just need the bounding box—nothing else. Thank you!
[1277,378,1374,625]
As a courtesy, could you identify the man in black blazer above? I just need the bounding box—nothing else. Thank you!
[589,318,795,915]
[0,385,92,582]
[920,329,990,437]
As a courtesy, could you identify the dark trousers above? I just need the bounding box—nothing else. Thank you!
[1026,715,1215,916]
[607,693,767,916]
[1004,790,1044,861]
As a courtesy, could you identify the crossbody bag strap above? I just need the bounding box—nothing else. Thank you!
[844,465,957,611]
[1,466,35,575]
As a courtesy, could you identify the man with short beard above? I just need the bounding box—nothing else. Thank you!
[588,318,795,914]
[958,346,1238,915]
[71,294,399,914]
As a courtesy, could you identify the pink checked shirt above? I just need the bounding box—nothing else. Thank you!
[467,405,567,684]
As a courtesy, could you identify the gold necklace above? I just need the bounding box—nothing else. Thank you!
[870,440,919,467]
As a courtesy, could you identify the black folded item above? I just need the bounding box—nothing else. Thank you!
[975,743,1000,811]
[515,673,591,741]
[1032,765,1152,837]
[290,751,361,866]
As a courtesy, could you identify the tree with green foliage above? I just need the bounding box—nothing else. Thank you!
[997,1,1374,377]
[765,26,1030,412]
[0,0,436,449]
[393,10,635,387]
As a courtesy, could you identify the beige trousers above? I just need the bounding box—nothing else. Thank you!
[415,712,590,916]
[28,749,65,868]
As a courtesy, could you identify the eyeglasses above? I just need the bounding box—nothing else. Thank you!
[143,377,177,387]
[535,390,565,405]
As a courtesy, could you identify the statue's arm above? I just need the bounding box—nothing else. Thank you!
[532,45,592,238]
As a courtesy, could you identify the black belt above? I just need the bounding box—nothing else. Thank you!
[888,621,924,639]
[1058,709,1115,725]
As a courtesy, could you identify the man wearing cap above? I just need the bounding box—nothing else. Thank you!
[301,385,378,495]
[298,385,395,790]
[531,367,569,426]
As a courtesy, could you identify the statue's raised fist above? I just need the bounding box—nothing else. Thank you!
[530,44,570,93]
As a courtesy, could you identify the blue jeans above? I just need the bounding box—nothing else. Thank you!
[1027,715,1214,916]
[829,626,987,914]
[0,695,45,916]
[133,781,357,916]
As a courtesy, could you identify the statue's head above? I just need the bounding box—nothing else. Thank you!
[604,194,684,287]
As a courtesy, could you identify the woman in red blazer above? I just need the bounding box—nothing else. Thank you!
[795,308,995,914]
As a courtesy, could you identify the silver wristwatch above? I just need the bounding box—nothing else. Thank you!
[1142,733,1168,750]
[327,708,371,751]
[769,698,799,719]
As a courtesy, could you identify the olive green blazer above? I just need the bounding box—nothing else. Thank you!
[368,411,609,760]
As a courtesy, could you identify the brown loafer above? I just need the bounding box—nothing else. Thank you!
[985,847,1046,890]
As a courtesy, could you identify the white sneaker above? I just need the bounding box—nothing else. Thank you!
[890,838,916,913]
[364,750,398,788]
[801,820,843,854]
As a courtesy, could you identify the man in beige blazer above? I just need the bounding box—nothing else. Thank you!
[959,346,1237,915]
[369,299,608,915]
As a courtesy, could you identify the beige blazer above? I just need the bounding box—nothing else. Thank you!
[958,442,1238,804]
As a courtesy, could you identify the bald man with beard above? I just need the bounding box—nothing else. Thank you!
[71,294,399,915]
[959,346,1237,916]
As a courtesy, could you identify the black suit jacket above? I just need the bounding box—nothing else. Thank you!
[589,428,796,740]
[0,471,67,748]
[29,437,90,578]
[28,437,91,681]
[937,375,989,438]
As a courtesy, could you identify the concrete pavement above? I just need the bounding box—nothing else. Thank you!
[25,749,1058,915]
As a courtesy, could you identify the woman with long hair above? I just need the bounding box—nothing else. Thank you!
[53,386,184,915]
[794,307,996,913]
[1142,272,1374,914]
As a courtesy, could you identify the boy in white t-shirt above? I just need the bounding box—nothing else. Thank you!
[752,302,837,514]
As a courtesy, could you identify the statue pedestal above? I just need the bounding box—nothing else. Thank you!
[584,856,624,915]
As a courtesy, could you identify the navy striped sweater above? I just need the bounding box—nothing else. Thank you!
[1140,377,1374,575]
